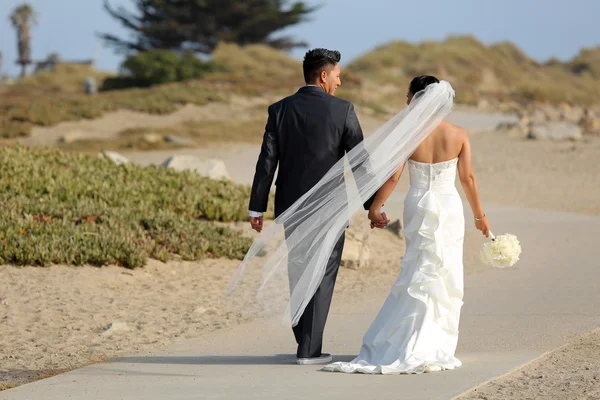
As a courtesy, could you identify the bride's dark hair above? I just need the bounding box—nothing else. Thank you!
[409,75,440,95]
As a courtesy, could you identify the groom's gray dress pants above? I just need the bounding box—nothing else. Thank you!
[287,232,346,359]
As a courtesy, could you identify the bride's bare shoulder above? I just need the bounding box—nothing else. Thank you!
[439,121,467,138]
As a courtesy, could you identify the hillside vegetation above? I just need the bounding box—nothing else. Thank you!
[1,37,599,139]
[348,36,600,107]
[0,145,277,267]
[0,44,304,139]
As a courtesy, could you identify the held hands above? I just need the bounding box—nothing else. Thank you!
[368,209,390,230]
[250,216,264,233]
[253,211,392,233]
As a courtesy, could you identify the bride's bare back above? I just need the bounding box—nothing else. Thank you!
[409,121,464,164]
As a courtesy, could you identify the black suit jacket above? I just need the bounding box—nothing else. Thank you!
[249,86,375,218]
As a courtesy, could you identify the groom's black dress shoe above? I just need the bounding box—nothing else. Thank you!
[296,353,333,365]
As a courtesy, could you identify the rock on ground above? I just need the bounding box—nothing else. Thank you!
[161,155,230,180]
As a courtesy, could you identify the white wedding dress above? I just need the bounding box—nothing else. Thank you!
[323,157,465,374]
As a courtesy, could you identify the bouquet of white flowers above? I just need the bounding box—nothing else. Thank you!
[480,232,521,268]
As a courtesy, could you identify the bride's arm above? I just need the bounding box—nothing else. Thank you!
[368,163,405,221]
[457,132,491,237]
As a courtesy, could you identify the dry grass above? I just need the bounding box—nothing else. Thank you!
[58,116,267,153]
[0,383,17,391]
[0,44,296,139]
[14,63,113,93]
[119,115,267,144]
[567,46,600,79]
[348,36,600,106]
[212,43,302,86]
[0,79,225,138]
[58,134,191,154]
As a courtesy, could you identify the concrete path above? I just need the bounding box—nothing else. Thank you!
[2,199,599,399]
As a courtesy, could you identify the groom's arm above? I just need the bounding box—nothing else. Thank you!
[342,104,380,212]
[249,105,279,219]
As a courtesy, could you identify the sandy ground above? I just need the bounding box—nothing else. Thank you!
[468,132,600,216]
[455,328,600,400]
[2,105,599,395]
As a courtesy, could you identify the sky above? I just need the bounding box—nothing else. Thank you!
[1,0,598,77]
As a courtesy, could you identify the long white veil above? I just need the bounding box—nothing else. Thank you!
[225,81,455,327]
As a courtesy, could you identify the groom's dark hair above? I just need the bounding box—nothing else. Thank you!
[303,48,341,84]
[409,75,440,94]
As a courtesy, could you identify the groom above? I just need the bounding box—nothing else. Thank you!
[248,48,388,365]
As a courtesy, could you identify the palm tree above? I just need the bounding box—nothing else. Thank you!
[10,3,37,78]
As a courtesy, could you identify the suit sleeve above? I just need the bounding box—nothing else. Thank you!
[249,105,279,213]
[342,103,377,211]
[342,103,364,152]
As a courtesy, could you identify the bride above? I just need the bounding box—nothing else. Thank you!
[323,75,491,374]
